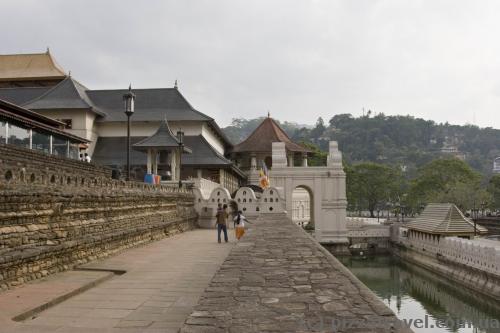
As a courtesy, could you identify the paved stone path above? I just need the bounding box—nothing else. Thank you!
[4,228,234,333]
[181,214,412,333]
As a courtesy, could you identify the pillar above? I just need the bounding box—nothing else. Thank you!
[287,154,294,167]
[146,149,152,174]
[302,153,308,167]
[170,150,177,181]
[197,169,203,179]
[175,148,181,181]
[250,154,257,170]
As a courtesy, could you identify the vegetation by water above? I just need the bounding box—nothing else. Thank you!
[340,255,500,333]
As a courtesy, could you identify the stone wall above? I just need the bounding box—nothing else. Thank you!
[0,143,111,186]
[0,143,197,290]
[180,213,411,333]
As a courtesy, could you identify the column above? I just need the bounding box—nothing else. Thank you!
[250,154,257,170]
[302,153,308,167]
[175,148,181,181]
[197,169,203,179]
[49,135,53,154]
[29,129,33,150]
[146,149,152,174]
[170,150,177,181]
[152,149,158,174]
[287,154,294,167]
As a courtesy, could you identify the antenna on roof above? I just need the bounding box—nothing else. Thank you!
[68,70,71,77]
[174,79,178,89]
[267,111,270,118]
[128,83,132,91]
[46,47,50,54]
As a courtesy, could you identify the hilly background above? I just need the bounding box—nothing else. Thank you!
[222,114,500,179]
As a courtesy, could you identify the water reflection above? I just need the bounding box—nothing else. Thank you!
[340,255,500,333]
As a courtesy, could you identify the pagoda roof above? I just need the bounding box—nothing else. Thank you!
[231,117,311,153]
[22,77,106,116]
[0,51,66,82]
[406,203,488,235]
[133,120,192,153]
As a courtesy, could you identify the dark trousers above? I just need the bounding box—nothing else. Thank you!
[217,224,228,242]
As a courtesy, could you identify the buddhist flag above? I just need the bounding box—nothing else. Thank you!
[259,162,270,189]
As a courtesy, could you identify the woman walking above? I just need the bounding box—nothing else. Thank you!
[233,210,246,240]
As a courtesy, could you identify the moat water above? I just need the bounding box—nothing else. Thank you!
[340,255,500,333]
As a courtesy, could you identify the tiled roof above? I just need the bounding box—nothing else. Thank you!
[0,51,66,81]
[86,88,212,122]
[94,135,238,170]
[231,117,310,153]
[22,77,106,116]
[406,203,488,235]
[133,120,186,150]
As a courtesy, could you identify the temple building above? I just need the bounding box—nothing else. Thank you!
[229,115,311,184]
[0,98,87,159]
[403,203,488,252]
[0,51,245,189]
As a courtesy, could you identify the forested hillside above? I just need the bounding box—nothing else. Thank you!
[223,114,500,178]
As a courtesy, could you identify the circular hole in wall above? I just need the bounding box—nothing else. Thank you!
[269,207,274,211]
[243,207,247,211]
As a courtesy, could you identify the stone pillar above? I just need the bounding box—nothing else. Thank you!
[302,153,308,167]
[151,149,158,175]
[146,149,152,174]
[170,150,177,181]
[197,169,202,179]
[175,148,181,181]
[317,141,349,254]
[272,142,287,168]
[287,154,294,167]
[250,154,257,170]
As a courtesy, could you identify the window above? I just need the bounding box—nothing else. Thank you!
[58,119,73,129]
[9,123,30,148]
[53,136,68,157]
[32,130,50,153]
[0,120,6,143]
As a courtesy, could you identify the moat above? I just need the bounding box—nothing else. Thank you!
[340,255,500,333]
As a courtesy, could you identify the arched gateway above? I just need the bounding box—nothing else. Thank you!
[193,116,348,253]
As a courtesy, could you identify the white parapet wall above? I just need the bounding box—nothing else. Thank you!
[193,186,285,228]
[395,229,500,277]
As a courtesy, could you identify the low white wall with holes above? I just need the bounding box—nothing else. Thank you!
[194,186,285,228]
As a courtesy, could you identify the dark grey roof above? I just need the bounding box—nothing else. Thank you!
[22,77,106,116]
[133,120,191,153]
[87,88,212,122]
[0,86,50,105]
[182,135,233,166]
[94,135,235,168]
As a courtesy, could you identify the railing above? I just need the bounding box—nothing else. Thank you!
[190,177,220,199]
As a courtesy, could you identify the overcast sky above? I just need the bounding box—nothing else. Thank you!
[2,0,500,128]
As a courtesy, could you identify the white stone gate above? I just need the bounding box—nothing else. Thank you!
[269,141,348,247]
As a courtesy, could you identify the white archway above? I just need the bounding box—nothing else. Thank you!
[269,141,348,249]
[292,186,313,226]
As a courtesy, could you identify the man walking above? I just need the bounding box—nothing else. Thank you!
[215,204,229,243]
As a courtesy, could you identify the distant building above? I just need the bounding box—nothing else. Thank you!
[493,157,500,174]
[228,115,311,184]
[405,203,487,242]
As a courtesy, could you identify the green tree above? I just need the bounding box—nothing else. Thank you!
[409,158,481,207]
[348,162,403,217]
[487,174,500,210]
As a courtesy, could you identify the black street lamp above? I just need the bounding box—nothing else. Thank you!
[177,129,184,188]
[123,85,135,181]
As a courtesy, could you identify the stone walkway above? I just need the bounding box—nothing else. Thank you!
[181,214,412,333]
[3,228,235,333]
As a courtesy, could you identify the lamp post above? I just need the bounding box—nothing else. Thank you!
[123,85,135,181]
[177,129,184,188]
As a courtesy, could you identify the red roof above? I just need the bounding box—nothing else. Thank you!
[231,117,310,153]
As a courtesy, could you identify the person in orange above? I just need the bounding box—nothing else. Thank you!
[234,210,246,240]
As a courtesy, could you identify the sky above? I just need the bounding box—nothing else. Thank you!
[2,0,500,128]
